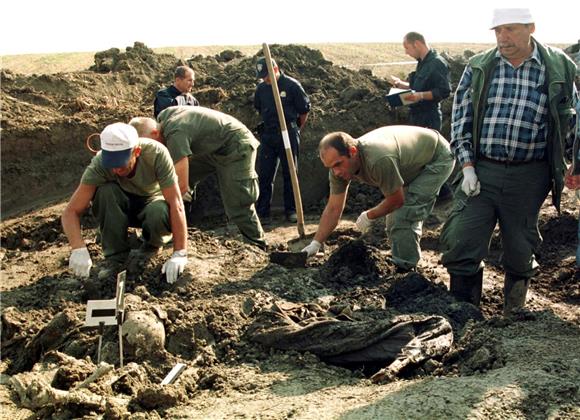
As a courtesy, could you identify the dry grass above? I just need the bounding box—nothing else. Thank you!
[1,52,95,75]
[2,42,566,79]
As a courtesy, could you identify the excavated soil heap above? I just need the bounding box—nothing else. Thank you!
[1,42,579,419]
[2,42,402,218]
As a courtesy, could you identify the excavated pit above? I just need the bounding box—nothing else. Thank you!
[1,42,579,418]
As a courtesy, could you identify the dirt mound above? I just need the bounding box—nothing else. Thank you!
[1,42,400,218]
[3,41,578,219]
[90,42,175,74]
[320,238,395,287]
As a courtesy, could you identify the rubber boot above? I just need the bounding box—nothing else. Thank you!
[449,269,483,306]
[503,273,530,316]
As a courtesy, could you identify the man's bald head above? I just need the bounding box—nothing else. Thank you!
[129,117,162,141]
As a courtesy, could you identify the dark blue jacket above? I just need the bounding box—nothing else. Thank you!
[254,73,310,131]
[408,49,451,114]
[154,85,199,118]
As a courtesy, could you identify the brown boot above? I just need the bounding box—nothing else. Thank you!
[503,273,530,316]
[449,269,483,306]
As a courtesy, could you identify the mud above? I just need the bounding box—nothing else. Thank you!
[1,43,580,418]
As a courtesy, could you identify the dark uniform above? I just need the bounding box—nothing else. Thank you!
[254,72,311,219]
[408,49,451,131]
[154,85,199,118]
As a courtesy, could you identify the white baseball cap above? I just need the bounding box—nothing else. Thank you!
[100,122,138,168]
[490,8,534,29]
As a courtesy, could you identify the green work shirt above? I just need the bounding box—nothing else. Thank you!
[157,106,258,162]
[81,138,177,197]
[329,126,440,196]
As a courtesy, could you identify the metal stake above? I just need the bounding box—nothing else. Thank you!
[118,325,124,369]
[97,321,105,364]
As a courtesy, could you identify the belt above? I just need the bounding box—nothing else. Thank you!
[477,155,544,167]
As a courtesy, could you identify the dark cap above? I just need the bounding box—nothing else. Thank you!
[256,57,277,79]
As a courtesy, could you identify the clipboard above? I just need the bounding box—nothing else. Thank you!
[385,88,414,107]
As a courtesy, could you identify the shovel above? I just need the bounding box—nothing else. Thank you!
[269,231,318,268]
[261,43,312,267]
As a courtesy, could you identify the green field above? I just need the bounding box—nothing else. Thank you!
[1,42,500,79]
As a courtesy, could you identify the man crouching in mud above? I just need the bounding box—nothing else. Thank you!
[302,126,454,273]
[62,122,188,283]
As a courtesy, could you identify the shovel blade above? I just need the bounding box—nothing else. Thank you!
[287,231,315,252]
[269,251,308,268]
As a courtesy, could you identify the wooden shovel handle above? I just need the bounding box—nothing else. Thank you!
[262,43,305,238]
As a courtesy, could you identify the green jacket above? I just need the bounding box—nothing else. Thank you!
[468,38,577,212]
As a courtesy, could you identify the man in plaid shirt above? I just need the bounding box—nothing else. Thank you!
[440,8,578,315]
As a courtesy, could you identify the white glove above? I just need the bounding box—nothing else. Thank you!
[356,211,372,233]
[301,240,322,258]
[162,250,188,284]
[182,189,193,203]
[461,166,481,197]
[69,247,92,278]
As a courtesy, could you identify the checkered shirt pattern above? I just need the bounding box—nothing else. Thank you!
[451,44,552,166]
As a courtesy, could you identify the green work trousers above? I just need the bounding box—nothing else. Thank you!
[92,183,171,262]
[386,136,455,270]
[440,160,550,277]
[189,135,266,248]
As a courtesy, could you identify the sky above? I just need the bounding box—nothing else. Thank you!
[1,0,578,55]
